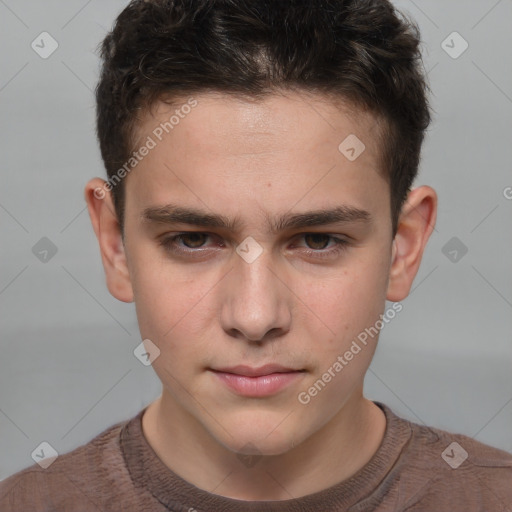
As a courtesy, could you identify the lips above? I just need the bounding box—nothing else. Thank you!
[210,364,305,397]
[212,364,303,377]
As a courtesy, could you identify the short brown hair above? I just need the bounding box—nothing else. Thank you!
[95,0,432,237]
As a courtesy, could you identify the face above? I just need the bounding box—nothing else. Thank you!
[121,90,395,455]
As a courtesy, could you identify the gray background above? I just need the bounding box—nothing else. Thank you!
[1,0,511,480]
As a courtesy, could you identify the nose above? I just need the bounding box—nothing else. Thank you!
[220,246,292,343]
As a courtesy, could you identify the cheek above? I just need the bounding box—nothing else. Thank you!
[303,259,389,342]
[129,252,191,342]
[293,259,390,395]
[132,273,177,340]
[129,251,216,370]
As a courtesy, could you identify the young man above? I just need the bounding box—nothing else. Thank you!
[1,0,511,510]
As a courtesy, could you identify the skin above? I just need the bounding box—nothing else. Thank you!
[84,90,437,501]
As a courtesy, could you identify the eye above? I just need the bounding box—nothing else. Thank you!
[303,233,331,250]
[158,232,350,260]
[159,232,217,254]
[173,232,208,248]
[293,233,350,259]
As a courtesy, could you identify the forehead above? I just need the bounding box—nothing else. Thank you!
[125,90,389,228]
[133,90,383,161]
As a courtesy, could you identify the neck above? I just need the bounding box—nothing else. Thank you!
[142,391,386,501]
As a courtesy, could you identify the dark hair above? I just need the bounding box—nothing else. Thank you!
[95,0,432,237]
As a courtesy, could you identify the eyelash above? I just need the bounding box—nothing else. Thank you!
[158,232,350,260]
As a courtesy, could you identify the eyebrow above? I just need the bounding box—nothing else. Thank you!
[141,203,372,233]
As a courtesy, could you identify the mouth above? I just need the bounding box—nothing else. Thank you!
[209,364,306,397]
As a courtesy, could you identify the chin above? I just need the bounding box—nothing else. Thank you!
[210,411,309,457]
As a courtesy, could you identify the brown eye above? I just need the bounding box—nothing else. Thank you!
[293,233,350,260]
[303,233,330,250]
[159,232,215,255]
[179,232,208,248]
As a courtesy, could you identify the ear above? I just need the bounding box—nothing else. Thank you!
[84,178,134,303]
[386,186,437,302]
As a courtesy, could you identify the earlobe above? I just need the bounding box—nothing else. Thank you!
[84,178,134,303]
[386,186,437,302]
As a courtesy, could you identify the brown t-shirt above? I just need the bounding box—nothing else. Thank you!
[1,401,511,511]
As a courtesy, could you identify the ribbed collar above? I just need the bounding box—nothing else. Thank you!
[120,401,412,511]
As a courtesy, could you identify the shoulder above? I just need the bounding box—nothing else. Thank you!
[408,418,512,473]
[385,406,512,510]
[0,414,137,512]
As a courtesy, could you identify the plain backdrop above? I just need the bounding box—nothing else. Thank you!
[1,0,511,480]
